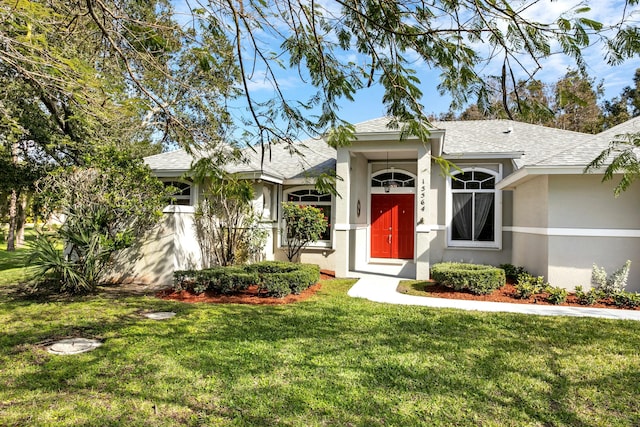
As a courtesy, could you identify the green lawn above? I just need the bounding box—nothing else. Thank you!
[1,256,640,425]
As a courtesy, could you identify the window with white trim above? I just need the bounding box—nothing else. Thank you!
[371,171,415,188]
[284,187,332,243]
[448,169,500,248]
[163,180,192,206]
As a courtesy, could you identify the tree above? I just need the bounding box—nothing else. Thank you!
[282,203,328,262]
[602,68,640,129]
[191,160,267,267]
[554,70,604,134]
[29,147,171,293]
[586,132,640,197]
[2,1,638,152]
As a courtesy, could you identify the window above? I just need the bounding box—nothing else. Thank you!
[449,169,500,248]
[371,171,415,188]
[163,181,192,206]
[285,188,332,243]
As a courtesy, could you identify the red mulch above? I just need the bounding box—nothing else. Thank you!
[409,281,636,310]
[156,272,333,305]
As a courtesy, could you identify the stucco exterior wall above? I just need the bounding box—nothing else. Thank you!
[510,175,550,277]
[106,206,202,287]
[548,175,640,229]
[510,174,640,290]
[428,160,513,268]
[547,235,640,292]
[544,175,640,290]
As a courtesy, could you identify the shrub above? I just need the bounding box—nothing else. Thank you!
[499,264,528,281]
[282,203,328,262]
[546,286,568,305]
[173,267,258,295]
[173,262,320,298]
[514,273,547,299]
[255,263,320,296]
[244,261,299,274]
[591,260,632,297]
[574,285,602,306]
[430,262,505,295]
[613,291,640,309]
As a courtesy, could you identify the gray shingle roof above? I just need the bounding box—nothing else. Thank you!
[539,116,640,167]
[144,149,194,172]
[354,117,594,167]
[146,117,640,177]
[144,137,335,181]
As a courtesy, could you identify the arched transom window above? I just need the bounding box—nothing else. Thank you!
[449,169,500,247]
[371,171,415,188]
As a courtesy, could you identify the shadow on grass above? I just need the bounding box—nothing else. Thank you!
[3,280,640,425]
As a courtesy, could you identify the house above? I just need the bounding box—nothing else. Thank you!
[118,117,640,291]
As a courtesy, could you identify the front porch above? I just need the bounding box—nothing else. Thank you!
[333,128,444,280]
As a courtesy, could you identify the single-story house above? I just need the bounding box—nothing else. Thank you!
[113,117,640,291]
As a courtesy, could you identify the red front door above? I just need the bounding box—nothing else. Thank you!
[371,194,414,259]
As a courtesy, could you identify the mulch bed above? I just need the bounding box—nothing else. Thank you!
[409,282,637,310]
[156,272,333,305]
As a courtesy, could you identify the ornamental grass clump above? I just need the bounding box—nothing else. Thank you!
[431,262,505,295]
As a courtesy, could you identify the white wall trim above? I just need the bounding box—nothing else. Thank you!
[334,223,368,231]
[505,226,640,238]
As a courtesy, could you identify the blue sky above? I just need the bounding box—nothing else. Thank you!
[174,0,640,132]
[237,0,639,126]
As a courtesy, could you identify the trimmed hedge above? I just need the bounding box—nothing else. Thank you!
[173,267,258,295]
[257,264,320,297]
[173,261,320,298]
[431,262,506,295]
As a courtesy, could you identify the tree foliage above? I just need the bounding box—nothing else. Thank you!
[29,147,170,293]
[193,170,266,267]
[585,132,640,197]
[282,203,328,262]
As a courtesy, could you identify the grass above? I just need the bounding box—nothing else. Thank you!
[397,280,437,297]
[1,273,640,426]
[0,228,37,287]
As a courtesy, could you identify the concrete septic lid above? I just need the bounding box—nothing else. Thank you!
[48,338,103,355]
[143,311,176,320]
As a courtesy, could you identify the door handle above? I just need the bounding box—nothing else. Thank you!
[388,234,392,244]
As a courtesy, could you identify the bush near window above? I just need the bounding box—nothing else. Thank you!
[282,203,328,262]
[431,262,505,295]
[174,261,320,298]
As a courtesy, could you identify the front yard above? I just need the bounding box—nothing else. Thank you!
[1,254,640,425]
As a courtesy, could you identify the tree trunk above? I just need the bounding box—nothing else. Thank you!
[17,193,27,247]
[6,189,17,251]
[6,142,19,251]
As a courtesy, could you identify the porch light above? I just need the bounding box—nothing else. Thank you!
[383,180,398,193]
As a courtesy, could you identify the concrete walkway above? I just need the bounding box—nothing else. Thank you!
[347,271,640,321]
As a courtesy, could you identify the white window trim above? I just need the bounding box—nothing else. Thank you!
[280,185,333,249]
[370,169,417,195]
[445,165,502,249]
[161,179,194,206]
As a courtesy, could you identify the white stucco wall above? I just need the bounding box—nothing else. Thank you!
[510,174,640,290]
[546,175,640,290]
[106,206,202,287]
[510,175,550,278]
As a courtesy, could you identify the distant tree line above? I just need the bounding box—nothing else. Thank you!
[436,68,640,134]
